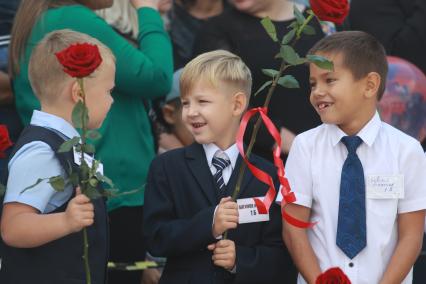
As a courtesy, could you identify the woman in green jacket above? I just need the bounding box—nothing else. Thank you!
[9,0,173,283]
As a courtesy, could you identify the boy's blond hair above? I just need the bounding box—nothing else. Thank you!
[180,50,252,98]
[28,29,115,103]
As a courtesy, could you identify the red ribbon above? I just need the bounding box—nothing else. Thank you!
[236,107,314,228]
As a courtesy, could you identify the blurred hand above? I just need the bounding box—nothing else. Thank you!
[208,240,236,270]
[141,268,161,284]
[280,127,296,154]
[65,187,94,233]
[212,197,238,237]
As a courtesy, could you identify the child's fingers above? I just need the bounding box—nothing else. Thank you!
[76,186,82,195]
[80,202,94,212]
[212,251,233,261]
[216,240,234,248]
[219,211,238,221]
[219,196,232,204]
[82,210,95,220]
[81,218,94,227]
[207,243,216,251]
[213,246,230,255]
[72,193,91,204]
[222,208,239,216]
[222,201,238,210]
[217,207,238,217]
[223,215,239,224]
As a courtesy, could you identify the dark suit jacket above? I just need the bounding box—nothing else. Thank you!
[144,143,292,284]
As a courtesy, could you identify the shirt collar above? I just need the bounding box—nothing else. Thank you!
[327,111,381,147]
[202,143,239,170]
[30,110,80,139]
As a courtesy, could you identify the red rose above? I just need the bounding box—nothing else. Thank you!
[310,0,349,25]
[316,267,351,284]
[0,124,13,158]
[55,43,102,78]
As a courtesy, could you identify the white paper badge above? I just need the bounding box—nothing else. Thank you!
[73,146,104,175]
[366,174,404,199]
[237,197,270,224]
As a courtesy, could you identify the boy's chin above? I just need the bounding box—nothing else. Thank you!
[194,137,211,145]
[319,116,338,125]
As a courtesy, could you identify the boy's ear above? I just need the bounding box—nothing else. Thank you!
[162,104,177,125]
[364,72,381,99]
[232,91,247,115]
[70,80,82,103]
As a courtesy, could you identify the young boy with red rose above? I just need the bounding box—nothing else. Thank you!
[278,31,426,284]
[0,29,115,283]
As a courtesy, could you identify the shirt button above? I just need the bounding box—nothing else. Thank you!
[349,262,354,267]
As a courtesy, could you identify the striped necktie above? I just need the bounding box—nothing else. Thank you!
[212,152,231,195]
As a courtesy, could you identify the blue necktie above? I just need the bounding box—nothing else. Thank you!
[212,153,231,195]
[336,136,366,259]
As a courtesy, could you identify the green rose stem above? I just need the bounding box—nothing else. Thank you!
[296,13,315,40]
[76,78,92,284]
[224,14,315,240]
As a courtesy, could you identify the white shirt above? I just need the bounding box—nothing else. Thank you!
[276,112,426,284]
[203,143,239,184]
[5,110,80,213]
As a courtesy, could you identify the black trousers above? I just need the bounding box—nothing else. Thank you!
[414,234,426,283]
[108,206,145,284]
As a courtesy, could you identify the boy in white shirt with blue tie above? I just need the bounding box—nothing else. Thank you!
[278,31,426,284]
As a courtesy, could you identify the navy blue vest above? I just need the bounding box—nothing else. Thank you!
[0,125,109,284]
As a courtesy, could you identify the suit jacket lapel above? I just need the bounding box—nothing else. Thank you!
[185,143,217,205]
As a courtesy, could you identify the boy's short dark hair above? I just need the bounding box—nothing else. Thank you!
[308,31,388,100]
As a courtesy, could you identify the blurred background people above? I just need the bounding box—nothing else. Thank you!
[193,0,324,164]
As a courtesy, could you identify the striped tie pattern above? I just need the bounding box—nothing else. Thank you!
[212,154,231,194]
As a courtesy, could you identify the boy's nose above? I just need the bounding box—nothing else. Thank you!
[312,86,326,97]
[187,106,199,117]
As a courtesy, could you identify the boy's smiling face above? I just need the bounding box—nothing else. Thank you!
[309,52,377,135]
[181,80,246,150]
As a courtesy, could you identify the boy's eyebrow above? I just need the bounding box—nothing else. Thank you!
[188,92,209,98]
[311,71,335,80]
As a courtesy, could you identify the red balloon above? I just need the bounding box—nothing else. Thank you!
[378,56,426,142]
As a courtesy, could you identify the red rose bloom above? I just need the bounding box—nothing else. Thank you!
[309,0,349,25]
[55,43,102,78]
[0,124,13,158]
[316,267,351,284]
